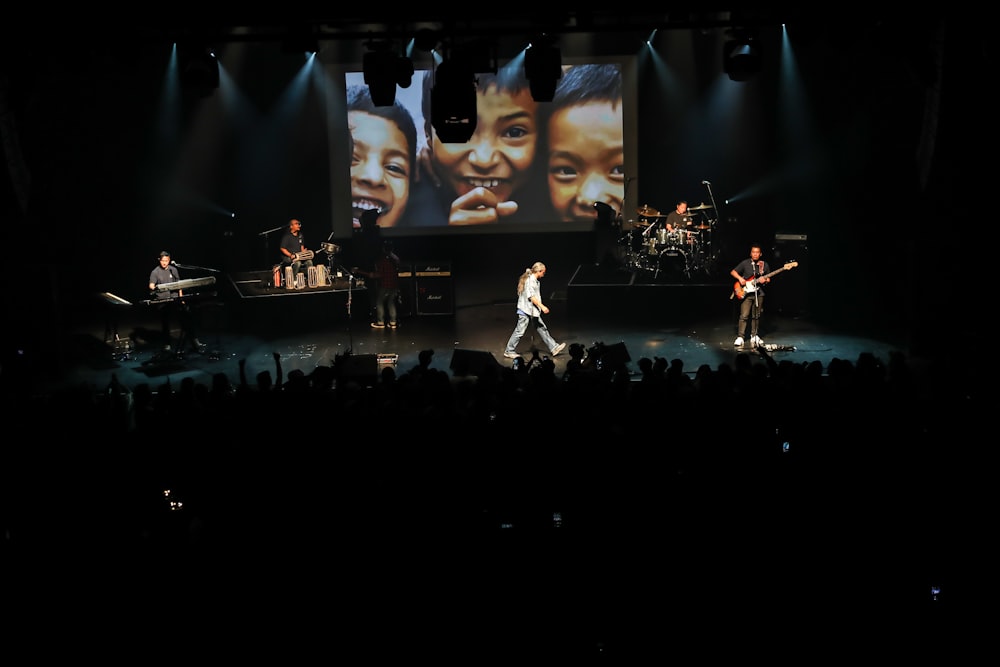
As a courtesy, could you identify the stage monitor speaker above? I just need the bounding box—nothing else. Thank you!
[449,349,502,377]
[772,233,809,316]
[397,263,414,317]
[415,261,453,315]
[337,354,379,387]
[586,341,631,370]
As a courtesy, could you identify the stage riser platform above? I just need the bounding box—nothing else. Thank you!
[567,264,731,323]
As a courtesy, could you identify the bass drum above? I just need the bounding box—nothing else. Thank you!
[657,247,688,276]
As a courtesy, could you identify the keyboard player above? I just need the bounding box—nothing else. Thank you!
[148,250,204,353]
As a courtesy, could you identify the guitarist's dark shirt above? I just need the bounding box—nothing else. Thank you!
[734,258,770,296]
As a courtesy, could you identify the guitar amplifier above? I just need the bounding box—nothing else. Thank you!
[397,262,414,317]
[772,233,809,315]
[414,261,453,315]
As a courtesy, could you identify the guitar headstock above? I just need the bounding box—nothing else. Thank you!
[784,261,798,270]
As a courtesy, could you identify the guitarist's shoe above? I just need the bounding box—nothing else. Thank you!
[734,336,744,347]
[371,322,385,329]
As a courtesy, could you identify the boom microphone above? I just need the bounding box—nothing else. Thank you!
[702,180,711,185]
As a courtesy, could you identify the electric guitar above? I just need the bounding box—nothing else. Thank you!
[733,261,798,299]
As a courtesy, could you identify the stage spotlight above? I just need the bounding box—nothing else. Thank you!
[594,202,616,227]
[431,58,477,143]
[363,41,414,106]
[524,36,562,102]
[413,28,440,52]
[723,37,761,82]
[282,25,319,54]
[178,44,219,95]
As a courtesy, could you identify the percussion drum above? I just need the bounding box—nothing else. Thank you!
[320,242,341,255]
[665,230,684,246]
[658,247,688,276]
[645,238,659,255]
[656,228,669,245]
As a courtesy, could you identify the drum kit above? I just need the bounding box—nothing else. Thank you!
[618,204,716,279]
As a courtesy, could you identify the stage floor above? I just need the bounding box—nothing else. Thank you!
[24,263,919,397]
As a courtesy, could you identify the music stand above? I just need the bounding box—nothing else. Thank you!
[99,292,134,360]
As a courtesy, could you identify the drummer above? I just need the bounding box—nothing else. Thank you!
[664,200,693,234]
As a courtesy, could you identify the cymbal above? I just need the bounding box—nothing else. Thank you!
[637,204,660,216]
[688,203,714,211]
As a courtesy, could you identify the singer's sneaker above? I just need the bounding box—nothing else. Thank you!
[503,351,520,359]
[734,336,744,347]
[751,336,764,348]
[371,322,385,329]
[550,343,567,357]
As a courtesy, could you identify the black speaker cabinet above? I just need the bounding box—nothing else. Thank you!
[397,264,414,317]
[450,349,502,377]
[337,354,379,387]
[772,233,809,316]
[415,261,454,315]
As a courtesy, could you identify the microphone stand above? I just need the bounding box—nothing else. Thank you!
[702,182,721,264]
[174,262,219,273]
[752,261,762,343]
[620,177,634,231]
[344,271,356,356]
[258,225,285,268]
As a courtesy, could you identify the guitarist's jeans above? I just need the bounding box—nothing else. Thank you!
[738,294,764,339]
[505,312,558,355]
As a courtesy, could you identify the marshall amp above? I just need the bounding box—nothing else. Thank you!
[414,261,453,315]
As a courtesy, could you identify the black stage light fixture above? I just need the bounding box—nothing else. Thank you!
[594,201,616,227]
[723,36,761,82]
[363,41,414,106]
[524,36,562,102]
[431,58,477,143]
[282,24,319,54]
[178,43,219,95]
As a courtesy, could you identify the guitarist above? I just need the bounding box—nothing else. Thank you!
[279,218,314,279]
[730,244,770,348]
